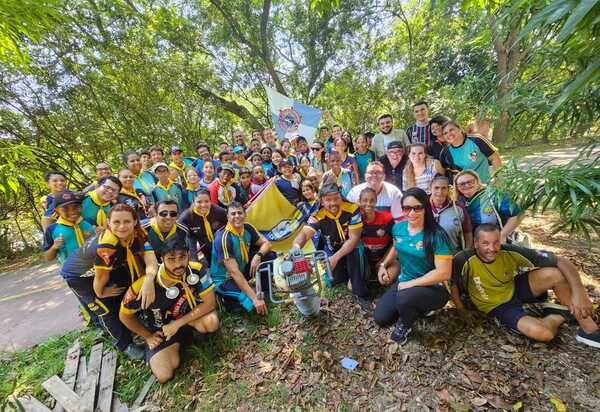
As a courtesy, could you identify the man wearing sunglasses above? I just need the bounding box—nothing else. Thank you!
[292,183,371,312]
[120,234,219,383]
[142,200,189,261]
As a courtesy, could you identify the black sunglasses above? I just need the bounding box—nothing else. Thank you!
[158,211,178,218]
[402,205,424,213]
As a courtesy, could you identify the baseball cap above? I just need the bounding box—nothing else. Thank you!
[232,145,245,154]
[279,159,294,168]
[238,167,251,176]
[387,141,405,151]
[170,145,183,154]
[151,162,169,173]
[219,164,235,176]
[319,183,340,197]
[52,191,84,209]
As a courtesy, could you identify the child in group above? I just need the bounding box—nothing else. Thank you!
[333,137,360,185]
[250,153,263,169]
[152,162,185,212]
[298,155,315,179]
[275,159,302,205]
[358,187,398,285]
[184,167,203,209]
[321,151,353,198]
[41,171,68,231]
[237,168,254,205]
[199,161,216,188]
[251,165,269,195]
[354,133,377,183]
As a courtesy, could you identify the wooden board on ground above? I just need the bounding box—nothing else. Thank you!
[54,339,81,412]
[97,350,117,412]
[74,355,87,395]
[81,342,103,412]
[132,376,156,410]
[111,393,129,412]
[41,376,82,412]
[14,395,52,412]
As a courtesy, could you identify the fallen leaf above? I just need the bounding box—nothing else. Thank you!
[436,388,454,403]
[501,344,517,353]
[258,361,273,374]
[549,396,567,412]
[470,397,487,407]
[513,401,523,411]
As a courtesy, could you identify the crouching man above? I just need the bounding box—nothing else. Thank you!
[451,224,599,347]
[119,235,219,383]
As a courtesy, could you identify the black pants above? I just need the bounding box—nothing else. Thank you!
[66,277,133,351]
[373,282,449,328]
[330,248,368,298]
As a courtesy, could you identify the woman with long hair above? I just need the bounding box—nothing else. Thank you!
[453,170,522,243]
[374,188,454,344]
[333,137,360,185]
[117,168,148,220]
[63,203,158,359]
[402,143,445,193]
[183,167,202,209]
[199,161,216,188]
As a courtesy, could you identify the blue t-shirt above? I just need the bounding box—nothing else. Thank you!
[392,220,453,282]
[81,192,111,226]
[354,151,376,182]
[459,189,521,232]
[322,168,353,198]
[211,223,261,286]
[43,219,95,264]
[446,135,497,183]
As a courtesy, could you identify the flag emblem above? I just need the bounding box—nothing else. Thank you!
[278,107,301,133]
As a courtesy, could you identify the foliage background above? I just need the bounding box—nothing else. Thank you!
[0,0,599,257]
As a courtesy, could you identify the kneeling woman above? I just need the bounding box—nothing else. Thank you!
[374,188,454,343]
[62,204,158,359]
[120,235,219,383]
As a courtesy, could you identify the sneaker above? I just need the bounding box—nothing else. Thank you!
[356,296,373,314]
[390,322,411,345]
[576,329,600,348]
[123,343,145,361]
[542,303,576,324]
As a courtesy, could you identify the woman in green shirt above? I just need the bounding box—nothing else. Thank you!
[374,187,454,344]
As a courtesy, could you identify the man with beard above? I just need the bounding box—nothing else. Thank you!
[371,114,409,158]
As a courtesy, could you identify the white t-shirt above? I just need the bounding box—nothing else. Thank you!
[346,182,403,221]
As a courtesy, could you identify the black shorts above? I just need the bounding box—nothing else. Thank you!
[488,273,548,332]
[145,327,190,362]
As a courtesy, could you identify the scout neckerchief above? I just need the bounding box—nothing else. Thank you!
[225,222,248,263]
[56,216,85,246]
[88,190,109,227]
[119,232,141,284]
[150,217,177,241]
[323,207,346,242]
[219,179,232,204]
[155,180,173,192]
[193,207,214,242]
[430,197,452,221]
[157,263,197,309]
[121,188,147,215]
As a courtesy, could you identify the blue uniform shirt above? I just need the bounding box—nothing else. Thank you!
[43,219,95,264]
[211,223,260,286]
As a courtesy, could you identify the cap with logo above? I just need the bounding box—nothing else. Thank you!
[52,191,85,208]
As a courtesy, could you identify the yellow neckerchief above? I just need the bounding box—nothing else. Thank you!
[225,222,248,263]
[134,171,151,194]
[170,161,185,173]
[119,233,141,284]
[219,179,232,204]
[193,207,214,241]
[56,216,85,246]
[120,188,147,215]
[88,190,109,227]
[323,207,346,241]
[235,159,248,168]
[150,217,177,241]
[157,264,197,309]
[299,168,308,178]
[156,180,173,192]
[186,182,200,191]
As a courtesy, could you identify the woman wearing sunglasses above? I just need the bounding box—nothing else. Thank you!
[453,170,522,244]
[374,187,454,344]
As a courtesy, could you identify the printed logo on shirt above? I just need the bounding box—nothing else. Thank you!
[470,151,478,161]
[483,206,494,215]
[123,289,137,305]
[415,240,423,250]
[376,228,386,238]
[97,247,116,266]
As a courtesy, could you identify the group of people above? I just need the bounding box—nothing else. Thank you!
[40,101,600,383]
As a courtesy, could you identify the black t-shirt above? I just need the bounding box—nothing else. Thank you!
[379,154,408,190]
[179,205,228,252]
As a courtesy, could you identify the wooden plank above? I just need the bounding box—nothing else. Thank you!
[81,343,103,412]
[41,376,82,412]
[131,376,156,409]
[111,394,129,412]
[14,395,52,412]
[53,339,81,412]
[74,355,87,395]
[97,350,117,412]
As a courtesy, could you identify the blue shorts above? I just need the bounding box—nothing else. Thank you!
[488,273,548,332]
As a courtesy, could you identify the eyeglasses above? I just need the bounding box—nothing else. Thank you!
[402,205,425,213]
[311,147,322,151]
[457,179,476,188]
[388,150,403,156]
[158,211,178,218]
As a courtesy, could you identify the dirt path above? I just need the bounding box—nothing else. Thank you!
[0,261,82,352]
[511,144,599,165]
[0,145,596,353]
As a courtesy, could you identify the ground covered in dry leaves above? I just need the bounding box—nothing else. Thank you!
[138,214,600,411]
